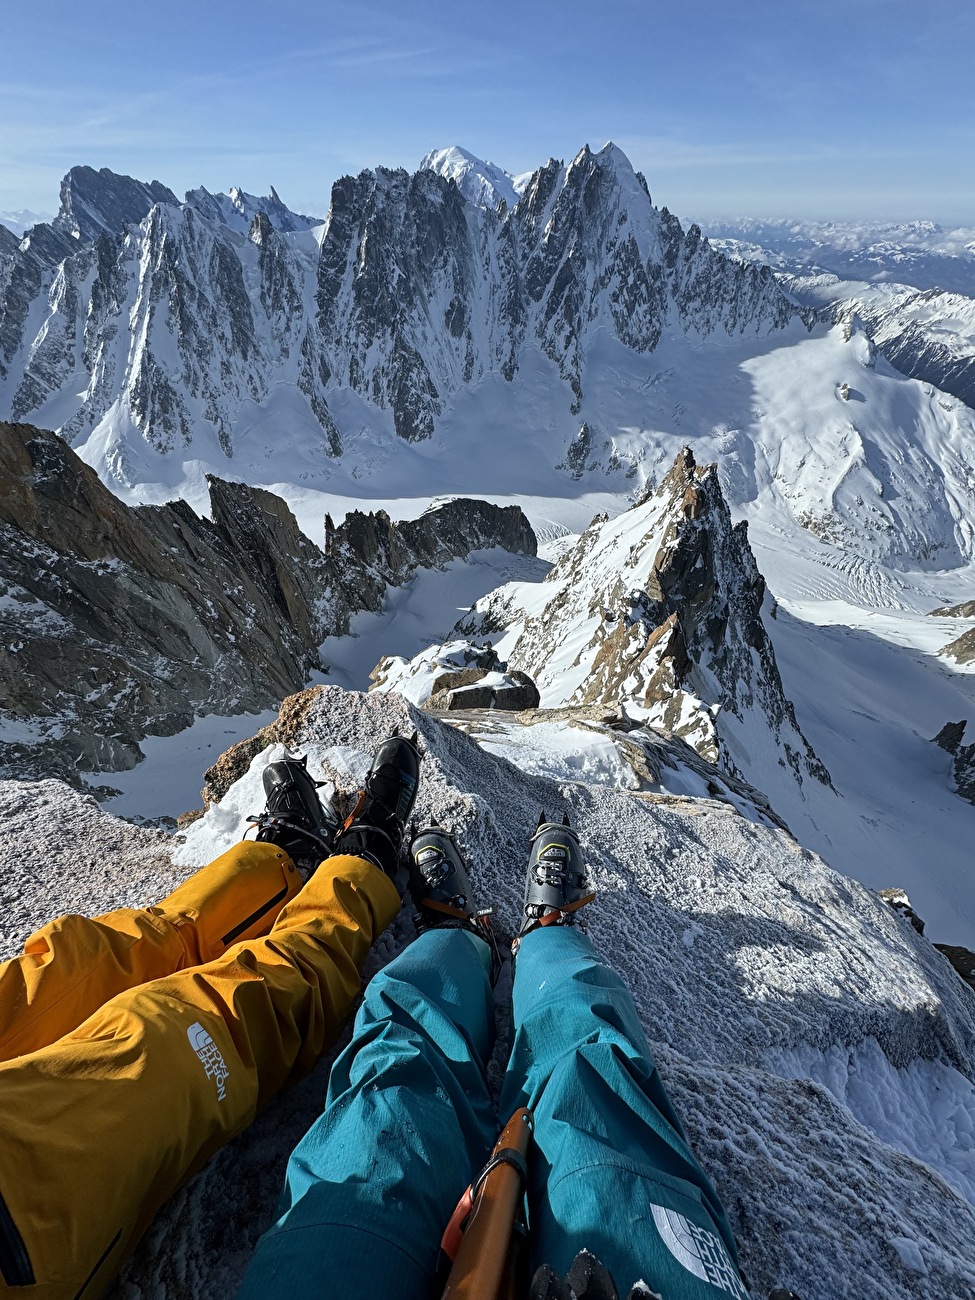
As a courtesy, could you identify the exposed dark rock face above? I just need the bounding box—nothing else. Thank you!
[327,497,536,611]
[934,944,975,996]
[0,422,536,783]
[0,223,18,262]
[931,720,975,805]
[943,628,975,664]
[55,166,179,242]
[0,148,798,472]
[931,602,975,665]
[460,447,830,792]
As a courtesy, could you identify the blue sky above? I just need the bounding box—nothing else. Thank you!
[3,0,973,224]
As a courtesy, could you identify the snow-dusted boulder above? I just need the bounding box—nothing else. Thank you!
[2,686,968,1298]
[370,639,540,711]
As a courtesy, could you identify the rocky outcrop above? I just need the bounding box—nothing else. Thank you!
[932,600,975,618]
[0,148,798,473]
[369,639,540,712]
[436,670,540,711]
[877,887,926,934]
[934,945,975,996]
[943,628,975,665]
[0,422,536,782]
[932,720,975,805]
[326,498,536,613]
[459,448,829,794]
[931,602,975,665]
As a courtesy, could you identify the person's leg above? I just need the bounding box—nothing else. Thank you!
[237,926,497,1300]
[0,852,401,1298]
[502,927,746,1300]
[0,841,302,1062]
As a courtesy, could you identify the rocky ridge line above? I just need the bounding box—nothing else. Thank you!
[0,421,536,783]
[458,447,829,796]
[0,147,797,466]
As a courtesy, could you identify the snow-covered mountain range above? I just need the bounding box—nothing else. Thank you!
[703,216,975,429]
[0,144,793,491]
[699,217,975,297]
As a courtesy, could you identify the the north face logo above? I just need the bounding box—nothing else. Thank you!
[187,1021,229,1101]
[650,1204,747,1298]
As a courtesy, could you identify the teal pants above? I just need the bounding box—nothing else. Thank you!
[237,927,745,1299]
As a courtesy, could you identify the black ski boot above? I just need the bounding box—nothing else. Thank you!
[247,756,339,864]
[332,731,421,885]
[409,825,502,978]
[515,812,595,949]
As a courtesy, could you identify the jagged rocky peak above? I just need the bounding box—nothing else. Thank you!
[459,447,829,799]
[55,165,179,242]
[184,184,318,234]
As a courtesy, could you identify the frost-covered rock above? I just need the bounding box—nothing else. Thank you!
[371,639,506,705]
[4,686,974,1298]
[458,447,829,809]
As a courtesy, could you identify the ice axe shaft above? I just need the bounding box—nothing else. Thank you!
[440,1108,533,1300]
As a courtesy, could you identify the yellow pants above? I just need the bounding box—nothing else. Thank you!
[0,841,400,1299]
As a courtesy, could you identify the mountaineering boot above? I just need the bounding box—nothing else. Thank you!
[332,731,422,884]
[516,812,595,946]
[247,756,339,864]
[410,826,480,927]
[409,825,502,979]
